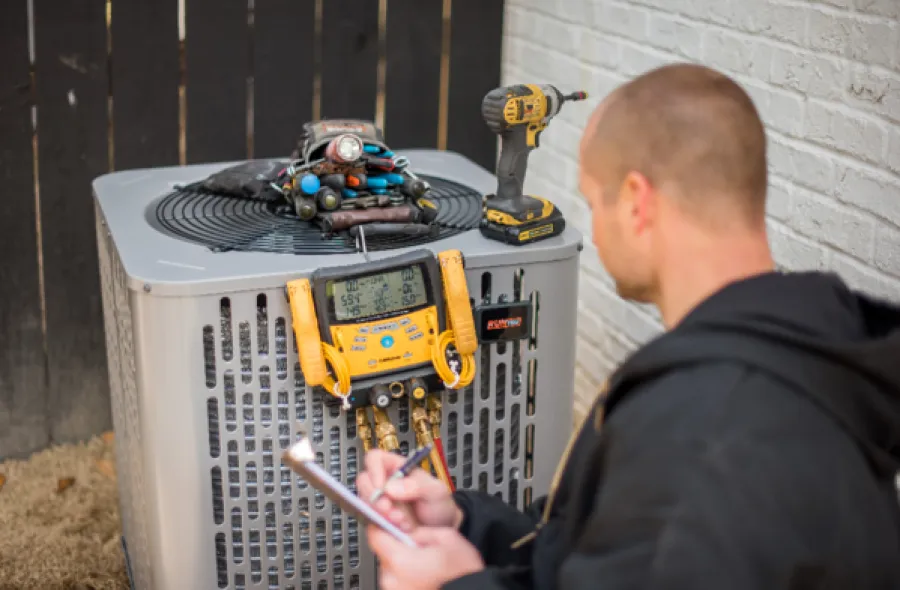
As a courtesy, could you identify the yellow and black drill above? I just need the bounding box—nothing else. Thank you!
[480,84,588,246]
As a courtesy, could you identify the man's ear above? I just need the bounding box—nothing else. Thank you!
[619,171,655,234]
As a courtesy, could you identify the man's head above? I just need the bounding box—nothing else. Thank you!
[578,64,768,303]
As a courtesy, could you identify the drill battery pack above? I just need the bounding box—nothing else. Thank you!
[479,207,566,246]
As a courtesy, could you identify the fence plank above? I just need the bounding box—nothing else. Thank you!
[34,0,111,446]
[446,0,504,172]
[111,0,180,170]
[320,0,379,121]
[185,0,248,163]
[253,0,316,158]
[0,0,49,460]
[383,0,442,148]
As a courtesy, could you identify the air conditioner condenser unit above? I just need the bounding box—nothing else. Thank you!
[93,149,582,590]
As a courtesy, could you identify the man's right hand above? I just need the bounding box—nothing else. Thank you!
[357,449,463,533]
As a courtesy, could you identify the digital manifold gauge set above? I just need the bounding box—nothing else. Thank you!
[286,248,530,490]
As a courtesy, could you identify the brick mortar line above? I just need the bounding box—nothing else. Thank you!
[500,94,899,235]
[579,303,648,348]
[779,0,899,24]
[511,21,900,133]
[511,2,900,92]
[619,0,815,54]
[768,127,900,186]
[786,176,900,235]
[619,0,900,79]
[524,128,898,228]
[771,217,900,282]
[583,270,663,326]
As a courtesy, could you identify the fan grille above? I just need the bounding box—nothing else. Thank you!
[150,175,484,255]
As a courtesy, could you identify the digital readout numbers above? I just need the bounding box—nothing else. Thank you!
[332,266,427,321]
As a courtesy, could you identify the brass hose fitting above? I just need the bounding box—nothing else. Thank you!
[408,405,431,473]
[427,396,442,441]
[412,406,434,445]
[372,407,399,452]
[413,406,451,489]
[389,381,405,398]
[356,408,373,453]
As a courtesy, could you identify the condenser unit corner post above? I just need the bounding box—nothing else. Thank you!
[94,149,582,590]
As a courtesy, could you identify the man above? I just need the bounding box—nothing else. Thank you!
[357,63,900,589]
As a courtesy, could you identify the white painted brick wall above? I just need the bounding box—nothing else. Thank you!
[500,0,900,419]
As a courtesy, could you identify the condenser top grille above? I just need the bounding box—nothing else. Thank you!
[93,150,582,296]
[150,175,483,255]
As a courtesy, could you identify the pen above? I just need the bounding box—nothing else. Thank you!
[369,443,434,504]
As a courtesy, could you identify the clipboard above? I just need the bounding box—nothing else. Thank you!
[282,436,417,547]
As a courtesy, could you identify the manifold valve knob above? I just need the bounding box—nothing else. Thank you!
[370,384,392,409]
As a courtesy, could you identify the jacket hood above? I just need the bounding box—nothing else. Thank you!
[607,271,900,477]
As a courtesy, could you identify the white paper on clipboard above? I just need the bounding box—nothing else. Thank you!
[282,436,417,547]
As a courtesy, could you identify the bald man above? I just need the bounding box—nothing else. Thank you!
[358,64,900,590]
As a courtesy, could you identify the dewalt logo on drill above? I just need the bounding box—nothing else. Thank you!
[518,224,555,242]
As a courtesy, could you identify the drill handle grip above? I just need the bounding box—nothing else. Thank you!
[495,126,531,202]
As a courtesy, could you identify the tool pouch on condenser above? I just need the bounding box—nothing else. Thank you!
[293,119,389,163]
[180,159,286,202]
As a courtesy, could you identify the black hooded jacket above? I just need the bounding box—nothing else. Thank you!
[446,271,900,590]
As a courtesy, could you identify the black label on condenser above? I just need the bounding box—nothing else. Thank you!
[475,302,532,343]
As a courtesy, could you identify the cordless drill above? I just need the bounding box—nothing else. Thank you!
[480,84,588,245]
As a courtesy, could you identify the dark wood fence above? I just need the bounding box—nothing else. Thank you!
[0,0,505,460]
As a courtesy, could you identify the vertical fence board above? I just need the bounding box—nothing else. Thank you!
[185,0,248,163]
[383,0,442,148]
[111,0,180,170]
[320,0,379,121]
[447,0,504,172]
[1,0,509,458]
[0,0,49,459]
[253,0,316,157]
[34,0,111,446]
